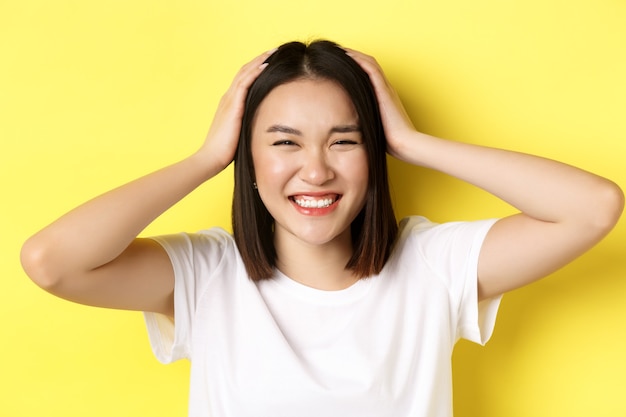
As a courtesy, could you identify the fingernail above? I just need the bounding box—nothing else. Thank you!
[259,63,269,70]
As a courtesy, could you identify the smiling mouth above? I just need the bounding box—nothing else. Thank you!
[290,195,340,209]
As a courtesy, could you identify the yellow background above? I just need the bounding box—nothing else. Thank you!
[2,0,625,415]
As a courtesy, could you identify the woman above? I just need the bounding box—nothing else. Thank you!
[21,40,623,416]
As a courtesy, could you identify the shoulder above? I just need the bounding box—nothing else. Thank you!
[397,216,497,246]
[149,227,239,271]
[151,227,234,250]
[397,215,438,236]
[392,216,498,271]
[386,216,498,308]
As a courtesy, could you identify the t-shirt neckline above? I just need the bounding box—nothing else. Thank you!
[270,268,374,305]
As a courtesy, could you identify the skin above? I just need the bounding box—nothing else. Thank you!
[251,78,369,290]
[20,46,624,319]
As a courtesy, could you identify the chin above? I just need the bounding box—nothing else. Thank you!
[292,225,350,247]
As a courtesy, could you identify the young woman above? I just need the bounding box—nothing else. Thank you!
[21,40,623,416]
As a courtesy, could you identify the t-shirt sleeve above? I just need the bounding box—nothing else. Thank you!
[143,229,230,363]
[412,217,502,345]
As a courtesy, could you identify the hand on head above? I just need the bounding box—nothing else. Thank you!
[344,48,419,162]
[201,41,420,174]
[197,48,277,171]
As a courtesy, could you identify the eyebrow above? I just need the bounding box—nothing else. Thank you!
[266,124,302,135]
[266,124,361,135]
[330,124,361,134]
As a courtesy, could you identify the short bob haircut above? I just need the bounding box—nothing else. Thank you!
[233,39,398,281]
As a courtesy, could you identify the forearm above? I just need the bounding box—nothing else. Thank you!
[344,48,622,226]
[399,132,623,227]
[22,151,221,282]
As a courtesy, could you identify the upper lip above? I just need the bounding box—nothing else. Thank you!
[289,191,341,199]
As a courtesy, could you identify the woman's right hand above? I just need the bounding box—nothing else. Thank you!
[20,47,276,316]
[196,48,276,171]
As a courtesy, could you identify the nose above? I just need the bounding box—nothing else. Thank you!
[298,150,335,185]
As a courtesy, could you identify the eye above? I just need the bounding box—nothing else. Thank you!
[331,139,362,149]
[272,140,297,146]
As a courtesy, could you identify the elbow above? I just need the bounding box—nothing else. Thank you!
[589,179,624,236]
[20,236,64,291]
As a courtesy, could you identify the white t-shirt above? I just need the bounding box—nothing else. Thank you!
[144,216,501,417]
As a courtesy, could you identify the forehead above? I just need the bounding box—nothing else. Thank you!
[253,78,359,128]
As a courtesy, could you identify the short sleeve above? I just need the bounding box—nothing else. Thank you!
[410,217,502,345]
[143,228,233,363]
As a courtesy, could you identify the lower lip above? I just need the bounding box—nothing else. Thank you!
[290,199,339,216]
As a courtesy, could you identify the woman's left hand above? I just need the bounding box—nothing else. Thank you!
[347,46,624,301]
[345,48,421,162]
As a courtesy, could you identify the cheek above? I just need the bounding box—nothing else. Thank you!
[349,158,370,210]
[252,152,293,186]
[340,151,369,186]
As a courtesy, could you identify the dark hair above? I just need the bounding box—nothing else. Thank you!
[232,40,398,280]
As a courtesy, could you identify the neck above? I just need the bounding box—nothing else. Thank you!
[274,230,358,291]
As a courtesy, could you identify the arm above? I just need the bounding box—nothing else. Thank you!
[20,50,275,317]
[348,49,624,300]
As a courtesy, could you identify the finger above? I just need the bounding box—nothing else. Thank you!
[345,49,414,133]
[238,48,278,78]
[228,47,277,95]
[344,48,380,70]
[344,49,394,100]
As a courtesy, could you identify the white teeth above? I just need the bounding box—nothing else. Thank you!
[294,198,335,208]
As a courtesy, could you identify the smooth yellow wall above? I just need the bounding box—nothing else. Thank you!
[2,1,624,416]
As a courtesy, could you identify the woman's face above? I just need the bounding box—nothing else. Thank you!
[251,78,369,249]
